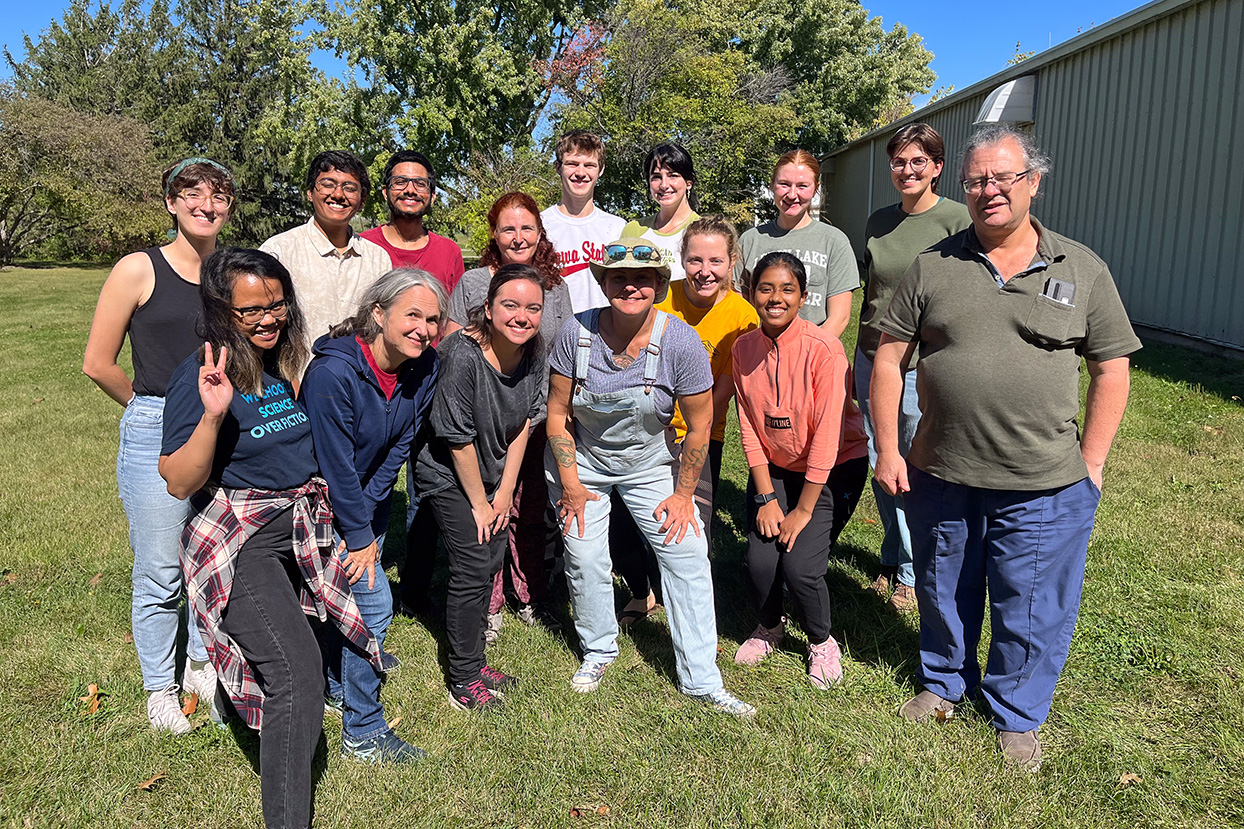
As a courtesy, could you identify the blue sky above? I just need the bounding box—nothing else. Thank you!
[2,0,1147,105]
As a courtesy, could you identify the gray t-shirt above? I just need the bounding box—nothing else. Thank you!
[547,310,713,425]
[414,331,542,498]
[739,220,859,326]
[447,266,574,419]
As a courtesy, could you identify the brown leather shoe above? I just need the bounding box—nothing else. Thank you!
[898,690,956,723]
[998,729,1042,772]
[888,583,917,612]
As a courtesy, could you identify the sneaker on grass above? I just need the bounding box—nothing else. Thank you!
[182,658,218,702]
[570,660,609,693]
[324,694,345,717]
[998,729,1042,772]
[807,637,844,689]
[379,650,402,674]
[449,679,504,712]
[516,603,562,633]
[734,620,784,666]
[479,665,518,696]
[342,729,426,764]
[484,611,504,645]
[692,688,756,717]
[147,685,192,735]
[898,689,956,723]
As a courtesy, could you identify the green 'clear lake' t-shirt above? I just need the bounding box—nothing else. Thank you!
[739,220,859,327]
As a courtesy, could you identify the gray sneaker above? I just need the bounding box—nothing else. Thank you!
[516,603,562,633]
[484,611,503,645]
[692,688,757,718]
[898,690,956,723]
[998,729,1042,772]
[147,686,192,735]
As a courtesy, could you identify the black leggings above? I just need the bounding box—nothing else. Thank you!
[744,458,868,643]
[219,508,323,829]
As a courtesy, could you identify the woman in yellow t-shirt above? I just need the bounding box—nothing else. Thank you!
[614,216,758,626]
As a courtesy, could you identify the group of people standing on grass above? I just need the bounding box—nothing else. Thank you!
[84,120,1139,828]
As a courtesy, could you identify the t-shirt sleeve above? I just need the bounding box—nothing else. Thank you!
[823,226,861,297]
[161,357,206,457]
[1080,264,1143,362]
[667,319,713,396]
[428,337,479,445]
[547,314,582,378]
[447,275,474,327]
[877,258,924,343]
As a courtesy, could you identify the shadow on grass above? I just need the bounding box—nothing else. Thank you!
[1132,338,1244,405]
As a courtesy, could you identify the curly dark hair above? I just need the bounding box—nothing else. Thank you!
[478,192,562,289]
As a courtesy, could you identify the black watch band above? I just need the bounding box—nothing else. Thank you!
[753,491,777,506]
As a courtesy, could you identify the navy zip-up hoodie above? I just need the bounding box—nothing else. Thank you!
[302,333,439,550]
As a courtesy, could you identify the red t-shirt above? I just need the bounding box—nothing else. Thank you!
[360,226,465,295]
[357,336,398,400]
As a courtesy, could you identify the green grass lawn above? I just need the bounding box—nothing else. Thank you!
[1,266,1242,828]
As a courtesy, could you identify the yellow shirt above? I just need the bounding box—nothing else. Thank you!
[656,286,759,442]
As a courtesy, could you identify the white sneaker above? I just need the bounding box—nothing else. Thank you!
[484,612,503,645]
[182,659,218,702]
[147,686,192,735]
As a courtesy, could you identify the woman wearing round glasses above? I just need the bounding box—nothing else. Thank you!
[739,150,857,337]
[854,124,969,612]
[83,158,235,734]
[440,192,573,640]
[621,142,701,283]
[545,237,754,715]
[160,248,381,829]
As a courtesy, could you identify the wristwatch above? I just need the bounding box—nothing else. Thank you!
[753,491,777,506]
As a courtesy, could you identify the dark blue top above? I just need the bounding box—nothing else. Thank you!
[301,333,439,550]
[162,352,318,491]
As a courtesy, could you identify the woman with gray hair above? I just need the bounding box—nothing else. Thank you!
[301,267,445,763]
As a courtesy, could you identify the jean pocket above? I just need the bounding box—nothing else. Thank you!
[1022,294,1082,348]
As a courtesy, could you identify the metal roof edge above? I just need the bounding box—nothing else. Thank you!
[823,0,1205,158]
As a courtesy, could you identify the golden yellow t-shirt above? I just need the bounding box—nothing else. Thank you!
[656,286,759,442]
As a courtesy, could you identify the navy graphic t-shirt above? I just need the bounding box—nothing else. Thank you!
[162,352,318,491]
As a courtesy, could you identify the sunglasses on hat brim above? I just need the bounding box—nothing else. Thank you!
[604,244,662,264]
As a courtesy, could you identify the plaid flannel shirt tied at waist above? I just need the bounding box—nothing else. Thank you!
[180,477,381,731]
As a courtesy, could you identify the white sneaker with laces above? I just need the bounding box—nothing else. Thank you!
[182,659,218,702]
[147,686,192,735]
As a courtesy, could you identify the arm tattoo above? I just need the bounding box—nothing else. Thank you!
[549,435,578,469]
[676,442,709,496]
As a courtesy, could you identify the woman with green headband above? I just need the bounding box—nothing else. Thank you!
[83,157,236,734]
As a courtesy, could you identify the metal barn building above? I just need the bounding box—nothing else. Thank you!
[821,0,1244,351]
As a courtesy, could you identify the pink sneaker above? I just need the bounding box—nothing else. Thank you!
[807,637,843,688]
[734,620,784,665]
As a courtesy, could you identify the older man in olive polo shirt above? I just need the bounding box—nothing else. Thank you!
[871,125,1141,771]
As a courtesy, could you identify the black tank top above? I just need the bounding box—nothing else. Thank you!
[129,247,203,397]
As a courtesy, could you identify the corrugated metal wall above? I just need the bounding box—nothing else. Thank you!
[823,0,1244,349]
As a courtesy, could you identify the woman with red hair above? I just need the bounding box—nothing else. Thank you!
[442,192,572,642]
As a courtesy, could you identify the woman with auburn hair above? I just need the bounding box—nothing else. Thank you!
[739,149,858,338]
[855,123,970,612]
[83,157,235,734]
[439,191,574,641]
[160,247,380,828]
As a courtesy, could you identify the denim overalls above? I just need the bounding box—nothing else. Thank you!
[546,310,724,695]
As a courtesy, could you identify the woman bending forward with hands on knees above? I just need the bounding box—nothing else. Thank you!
[302,268,444,763]
[160,248,381,829]
[545,237,754,716]
[731,252,869,689]
[83,158,234,734]
[415,264,546,711]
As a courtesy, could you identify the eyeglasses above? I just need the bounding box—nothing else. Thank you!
[961,170,1032,195]
[231,299,289,325]
[604,244,662,264]
[889,156,931,172]
[177,189,234,210]
[313,178,361,197]
[387,175,432,193]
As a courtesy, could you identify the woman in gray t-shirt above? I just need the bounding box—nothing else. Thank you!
[415,264,545,711]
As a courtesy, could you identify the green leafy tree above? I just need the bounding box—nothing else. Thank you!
[0,86,165,266]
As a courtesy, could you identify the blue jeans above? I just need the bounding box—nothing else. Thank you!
[854,348,922,588]
[324,531,392,740]
[546,455,723,696]
[116,395,208,691]
[905,468,1101,731]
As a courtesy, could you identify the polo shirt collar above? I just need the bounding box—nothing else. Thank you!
[305,217,361,258]
[962,217,1065,265]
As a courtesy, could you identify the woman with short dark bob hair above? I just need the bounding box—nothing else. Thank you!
[160,247,380,829]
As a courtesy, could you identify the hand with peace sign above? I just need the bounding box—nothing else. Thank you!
[198,342,233,420]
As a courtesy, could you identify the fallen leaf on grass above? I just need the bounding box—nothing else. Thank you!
[79,683,106,714]
[181,692,198,716]
[570,809,581,818]
[1118,772,1141,787]
[124,633,133,644]
[3,572,17,585]
[861,518,877,525]
[569,805,610,818]
[138,772,167,791]
[89,572,103,589]
[386,715,401,730]
[596,806,609,815]
[32,398,44,405]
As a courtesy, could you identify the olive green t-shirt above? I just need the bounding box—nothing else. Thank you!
[878,220,1142,491]
[738,220,859,327]
[858,198,971,362]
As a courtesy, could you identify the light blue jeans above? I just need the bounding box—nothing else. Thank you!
[117,395,208,691]
[546,454,723,696]
[853,349,922,588]
[324,531,392,740]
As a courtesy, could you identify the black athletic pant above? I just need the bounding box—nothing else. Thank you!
[744,457,868,643]
[399,496,441,612]
[428,485,507,687]
[219,507,323,829]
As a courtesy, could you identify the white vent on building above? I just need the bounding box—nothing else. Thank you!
[974,75,1037,125]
